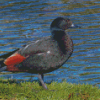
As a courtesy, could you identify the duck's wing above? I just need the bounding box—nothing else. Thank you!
[4,37,51,67]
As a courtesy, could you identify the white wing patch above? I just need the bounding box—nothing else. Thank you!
[22,44,30,52]
[37,53,44,55]
[47,51,51,54]
[24,45,30,49]
[35,40,40,43]
[37,51,51,56]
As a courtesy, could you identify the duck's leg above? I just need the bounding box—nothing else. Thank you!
[38,74,48,90]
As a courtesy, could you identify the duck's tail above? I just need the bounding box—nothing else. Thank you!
[0,59,7,71]
[0,49,19,72]
[0,66,7,72]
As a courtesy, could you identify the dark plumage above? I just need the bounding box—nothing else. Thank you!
[0,17,76,89]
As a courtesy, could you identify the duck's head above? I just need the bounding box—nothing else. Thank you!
[50,17,75,32]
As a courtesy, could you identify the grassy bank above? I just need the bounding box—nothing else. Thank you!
[0,79,100,100]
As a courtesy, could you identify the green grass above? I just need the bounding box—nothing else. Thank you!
[0,79,100,100]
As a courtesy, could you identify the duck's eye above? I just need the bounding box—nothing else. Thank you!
[59,20,67,29]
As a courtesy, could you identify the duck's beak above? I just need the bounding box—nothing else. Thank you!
[70,23,81,28]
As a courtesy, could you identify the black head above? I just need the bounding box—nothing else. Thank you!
[50,17,74,31]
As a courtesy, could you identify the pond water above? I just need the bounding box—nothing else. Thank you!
[0,0,100,88]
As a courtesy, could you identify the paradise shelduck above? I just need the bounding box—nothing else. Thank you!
[0,17,77,89]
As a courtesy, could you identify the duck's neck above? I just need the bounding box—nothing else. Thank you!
[52,30,66,40]
[52,30,69,54]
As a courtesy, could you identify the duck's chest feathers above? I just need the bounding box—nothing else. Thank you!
[55,33,73,54]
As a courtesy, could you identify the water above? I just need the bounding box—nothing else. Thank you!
[0,0,100,87]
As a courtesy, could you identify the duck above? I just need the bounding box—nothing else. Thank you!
[0,17,76,90]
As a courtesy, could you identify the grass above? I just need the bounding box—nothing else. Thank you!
[0,79,100,100]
